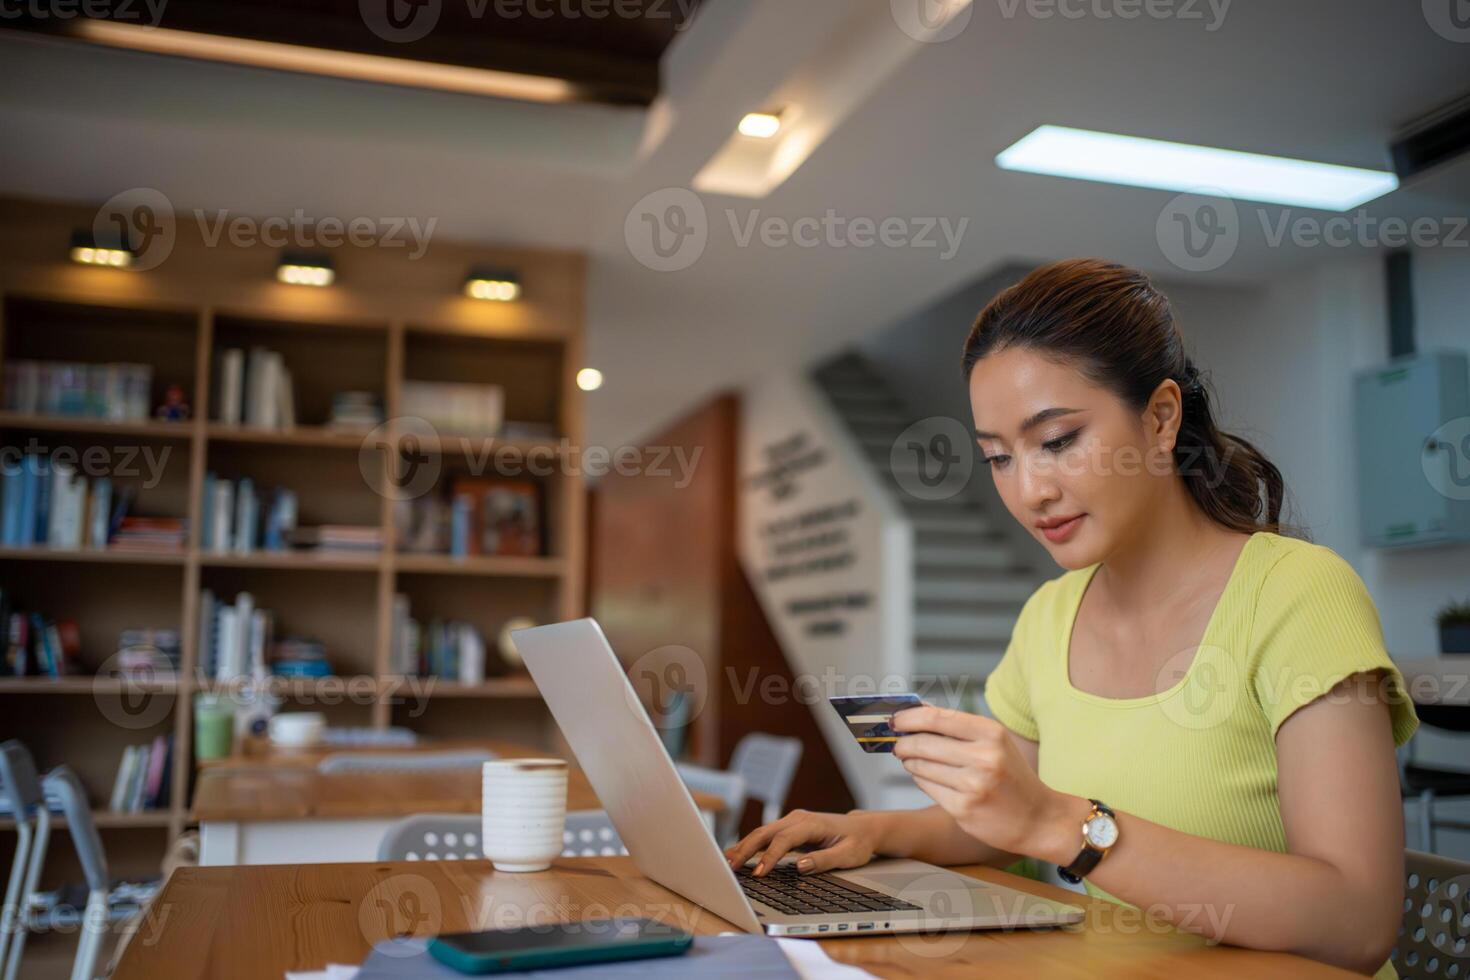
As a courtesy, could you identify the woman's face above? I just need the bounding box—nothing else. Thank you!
[967,345,1183,569]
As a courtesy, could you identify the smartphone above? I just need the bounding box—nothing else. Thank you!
[829,693,923,753]
[426,918,692,975]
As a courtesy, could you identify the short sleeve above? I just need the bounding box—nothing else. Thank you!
[984,585,1047,742]
[1249,545,1418,746]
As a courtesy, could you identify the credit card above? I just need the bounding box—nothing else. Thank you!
[829,694,923,753]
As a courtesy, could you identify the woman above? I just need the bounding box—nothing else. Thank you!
[726,259,1418,978]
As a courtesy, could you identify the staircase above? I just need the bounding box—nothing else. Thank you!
[811,353,1039,693]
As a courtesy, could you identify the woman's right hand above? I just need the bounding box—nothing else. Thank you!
[724,810,884,876]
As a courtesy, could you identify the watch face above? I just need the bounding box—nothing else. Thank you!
[1084,813,1119,849]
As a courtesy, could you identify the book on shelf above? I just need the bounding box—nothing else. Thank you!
[216,347,296,430]
[199,590,330,683]
[400,380,503,436]
[115,628,181,679]
[2,360,153,422]
[0,452,177,552]
[285,525,382,553]
[109,735,173,813]
[0,587,82,677]
[203,473,298,555]
[390,593,489,683]
[327,391,383,431]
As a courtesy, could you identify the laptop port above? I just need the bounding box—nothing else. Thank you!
[787,927,808,934]
[817,925,830,932]
[837,924,849,931]
[857,923,876,931]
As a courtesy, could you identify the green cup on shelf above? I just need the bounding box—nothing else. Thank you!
[194,694,234,762]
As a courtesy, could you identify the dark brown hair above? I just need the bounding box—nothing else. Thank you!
[962,258,1286,535]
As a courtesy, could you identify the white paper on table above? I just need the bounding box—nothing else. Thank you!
[717,932,877,979]
[285,966,359,980]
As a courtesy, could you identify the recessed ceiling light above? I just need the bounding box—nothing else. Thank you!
[996,125,1399,211]
[738,112,783,139]
[576,368,603,392]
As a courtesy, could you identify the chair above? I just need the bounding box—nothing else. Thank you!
[729,733,803,826]
[1392,849,1470,978]
[561,811,628,858]
[41,768,108,980]
[0,741,47,980]
[1398,704,1470,852]
[674,764,746,848]
[376,811,627,862]
[318,749,496,774]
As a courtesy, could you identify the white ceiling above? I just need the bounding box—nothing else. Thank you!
[2,0,1467,447]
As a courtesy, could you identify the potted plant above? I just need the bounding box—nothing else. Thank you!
[1437,599,1470,655]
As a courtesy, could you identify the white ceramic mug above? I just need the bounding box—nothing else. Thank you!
[481,759,568,873]
[267,711,325,748]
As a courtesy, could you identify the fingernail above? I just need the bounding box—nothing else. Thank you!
[797,858,814,872]
[755,863,765,875]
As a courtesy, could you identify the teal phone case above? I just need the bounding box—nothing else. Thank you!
[426,930,692,975]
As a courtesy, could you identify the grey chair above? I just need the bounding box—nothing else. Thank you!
[41,768,108,980]
[1398,708,1470,852]
[0,741,47,980]
[376,811,626,862]
[1393,849,1470,979]
[318,749,496,774]
[674,763,746,848]
[729,733,803,826]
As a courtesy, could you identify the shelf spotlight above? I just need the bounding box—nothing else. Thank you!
[69,229,134,268]
[465,268,521,302]
[277,253,335,287]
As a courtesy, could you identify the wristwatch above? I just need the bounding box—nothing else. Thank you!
[1057,799,1119,884]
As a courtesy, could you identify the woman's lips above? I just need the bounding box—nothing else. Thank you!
[1037,514,1085,543]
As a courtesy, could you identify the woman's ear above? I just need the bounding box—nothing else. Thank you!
[1143,378,1185,454]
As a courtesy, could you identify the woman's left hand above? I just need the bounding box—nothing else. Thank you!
[891,705,1069,860]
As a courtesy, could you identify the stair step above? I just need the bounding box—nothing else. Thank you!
[909,511,996,535]
[915,543,1016,569]
[913,647,1006,682]
[915,575,1038,604]
[916,608,1017,641]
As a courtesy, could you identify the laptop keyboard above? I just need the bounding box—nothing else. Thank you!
[736,864,922,917]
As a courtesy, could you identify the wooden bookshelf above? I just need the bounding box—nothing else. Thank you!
[0,207,587,921]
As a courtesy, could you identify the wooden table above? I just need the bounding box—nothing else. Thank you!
[192,740,726,866]
[112,857,1352,979]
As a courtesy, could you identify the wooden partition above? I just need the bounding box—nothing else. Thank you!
[589,394,855,835]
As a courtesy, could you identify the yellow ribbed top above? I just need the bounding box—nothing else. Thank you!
[985,532,1418,980]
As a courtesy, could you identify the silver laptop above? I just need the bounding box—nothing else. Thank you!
[512,618,1084,938]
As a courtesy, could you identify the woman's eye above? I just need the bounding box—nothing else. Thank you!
[1042,430,1080,453]
[982,453,1011,468]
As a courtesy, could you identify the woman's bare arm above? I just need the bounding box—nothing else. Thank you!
[1018,678,1403,975]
